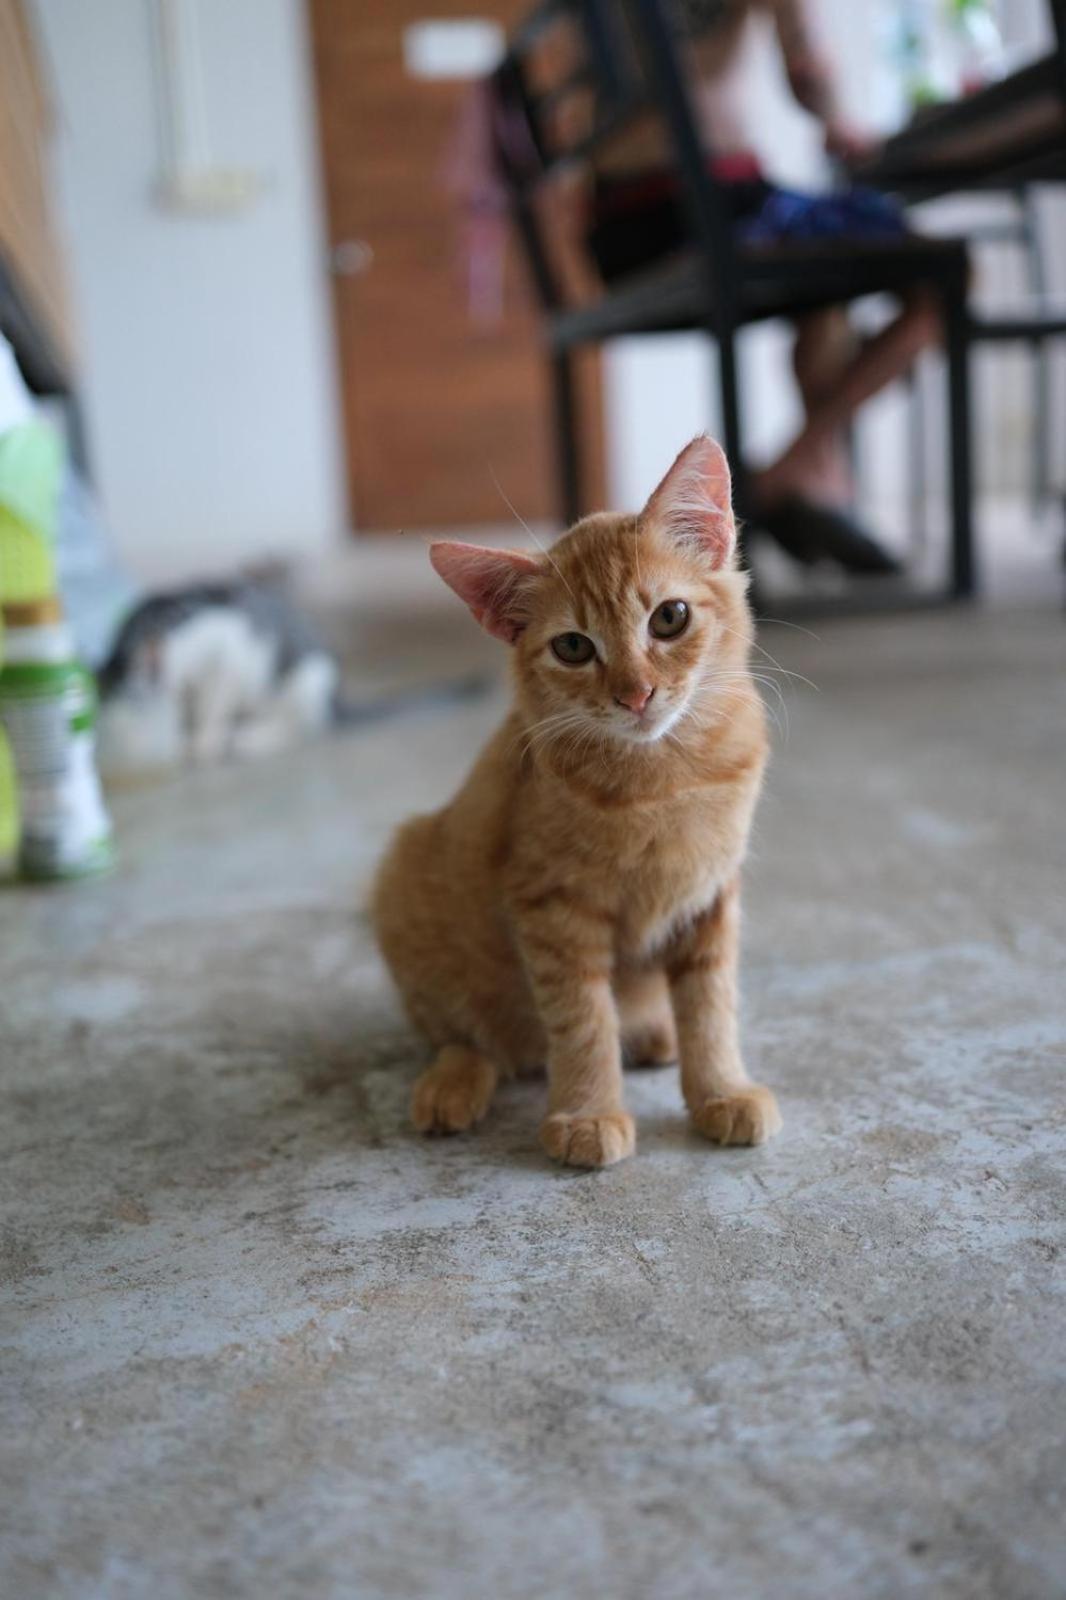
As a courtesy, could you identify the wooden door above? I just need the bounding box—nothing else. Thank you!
[0,0,72,373]
[308,0,603,532]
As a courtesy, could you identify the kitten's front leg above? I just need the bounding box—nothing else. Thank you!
[665,878,781,1147]
[515,908,633,1169]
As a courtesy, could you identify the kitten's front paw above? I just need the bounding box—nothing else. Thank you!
[540,1112,635,1169]
[692,1086,781,1147]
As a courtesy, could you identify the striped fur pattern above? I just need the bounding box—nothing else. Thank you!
[373,436,780,1167]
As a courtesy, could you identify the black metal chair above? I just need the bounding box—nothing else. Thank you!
[493,0,974,599]
[905,187,1057,558]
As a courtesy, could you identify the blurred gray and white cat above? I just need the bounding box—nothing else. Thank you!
[95,580,488,780]
[96,582,338,776]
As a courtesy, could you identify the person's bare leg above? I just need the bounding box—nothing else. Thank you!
[756,292,940,508]
[793,307,857,409]
[788,308,859,507]
[750,305,861,511]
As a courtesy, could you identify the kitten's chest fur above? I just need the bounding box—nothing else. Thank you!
[506,736,764,962]
[614,792,750,953]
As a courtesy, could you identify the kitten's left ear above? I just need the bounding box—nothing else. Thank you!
[429,541,542,645]
[642,434,735,569]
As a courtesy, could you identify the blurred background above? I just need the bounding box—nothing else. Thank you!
[1,0,1064,1004]
[6,0,1065,587]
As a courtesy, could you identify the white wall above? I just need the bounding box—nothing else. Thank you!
[32,0,344,581]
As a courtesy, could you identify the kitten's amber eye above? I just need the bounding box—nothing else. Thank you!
[550,631,595,665]
[649,600,689,639]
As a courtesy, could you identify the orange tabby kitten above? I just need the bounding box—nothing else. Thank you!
[374,435,780,1168]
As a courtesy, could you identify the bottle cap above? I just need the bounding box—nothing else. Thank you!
[1,596,64,628]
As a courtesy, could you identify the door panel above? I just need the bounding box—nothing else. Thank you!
[309,0,604,531]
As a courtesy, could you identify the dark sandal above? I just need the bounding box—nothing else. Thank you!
[755,496,902,576]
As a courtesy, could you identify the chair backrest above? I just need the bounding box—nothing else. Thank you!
[493,0,740,314]
[1052,0,1066,102]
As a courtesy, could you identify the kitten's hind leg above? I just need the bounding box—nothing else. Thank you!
[411,1046,498,1136]
[616,968,678,1067]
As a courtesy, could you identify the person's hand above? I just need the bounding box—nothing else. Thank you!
[824,118,881,167]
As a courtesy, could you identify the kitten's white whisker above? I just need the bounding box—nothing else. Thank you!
[517,707,596,760]
[715,618,820,694]
[487,462,575,602]
[755,615,822,641]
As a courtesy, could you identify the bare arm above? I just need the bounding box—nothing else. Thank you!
[767,0,838,119]
[766,0,879,162]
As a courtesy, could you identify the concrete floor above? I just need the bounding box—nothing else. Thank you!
[2,569,1065,1599]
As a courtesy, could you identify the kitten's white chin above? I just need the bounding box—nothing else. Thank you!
[612,703,685,745]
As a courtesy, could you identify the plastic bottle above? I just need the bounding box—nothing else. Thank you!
[889,0,953,109]
[0,596,113,880]
[0,723,15,873]
[948,0,1004,95]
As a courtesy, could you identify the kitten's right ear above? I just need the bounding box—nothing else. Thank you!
[429,542,542,645]
[643,434,736,569]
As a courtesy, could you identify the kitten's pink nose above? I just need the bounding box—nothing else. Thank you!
[614,684,655,716]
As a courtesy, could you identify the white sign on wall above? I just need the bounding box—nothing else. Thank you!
[403,18,505,81]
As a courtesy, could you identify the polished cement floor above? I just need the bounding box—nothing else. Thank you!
[2,556,1064,1599]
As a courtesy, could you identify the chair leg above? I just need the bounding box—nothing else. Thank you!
[64,391,91,480]
[715,327,744,502]
[1020,186,1052,513]
[944,289,975,600]
[551,349,581,528]
[907,365,927,559]
[714,325,760,591]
